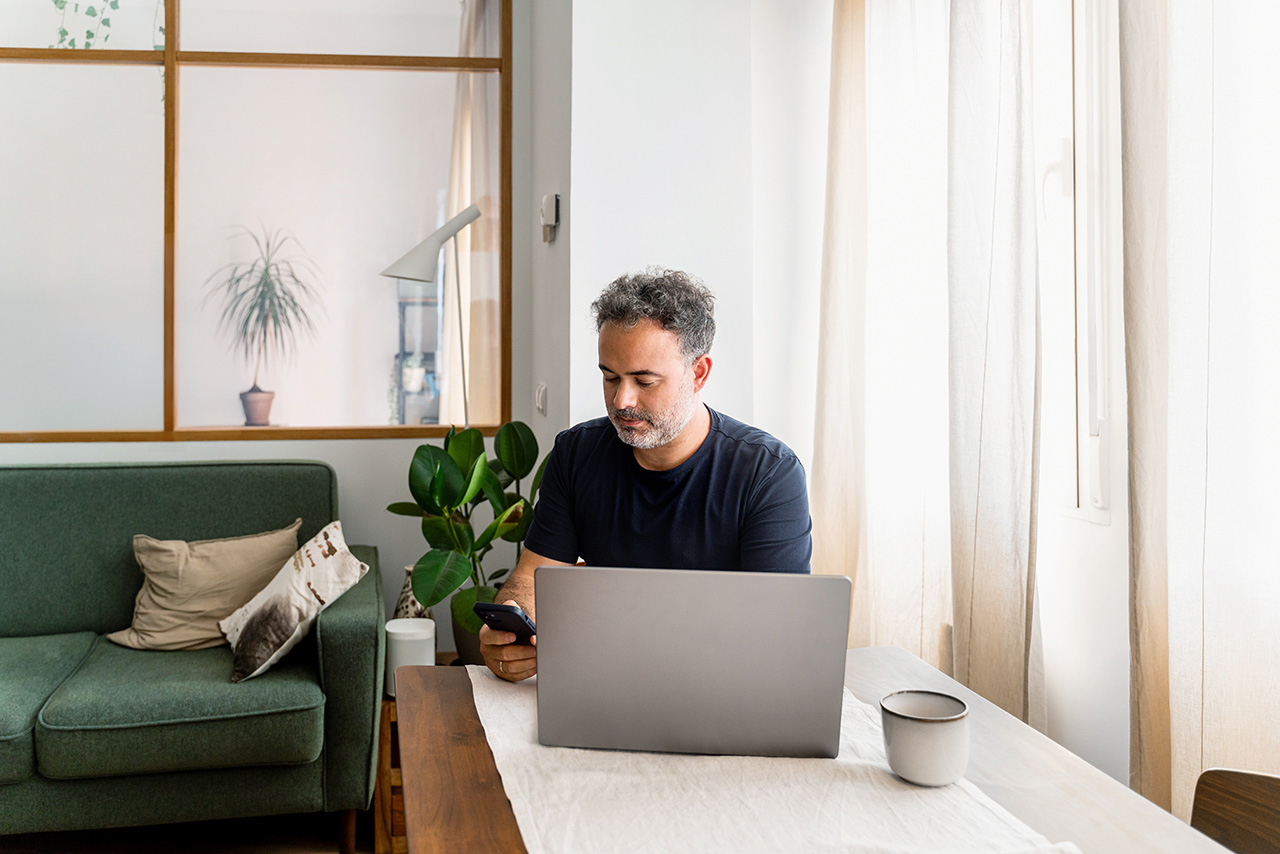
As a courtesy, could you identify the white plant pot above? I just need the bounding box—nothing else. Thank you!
[402,366,427,393]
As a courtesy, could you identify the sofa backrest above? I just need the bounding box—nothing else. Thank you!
[0,460,339,638]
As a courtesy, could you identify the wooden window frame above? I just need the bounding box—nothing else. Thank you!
[0,0,513,442]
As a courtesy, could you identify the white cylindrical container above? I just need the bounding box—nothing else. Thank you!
[385,617,436,697]
[879,689,969,786]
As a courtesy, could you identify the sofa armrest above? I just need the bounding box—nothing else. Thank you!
[315,544,385,812]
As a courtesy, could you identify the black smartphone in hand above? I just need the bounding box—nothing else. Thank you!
[473,601,536,644]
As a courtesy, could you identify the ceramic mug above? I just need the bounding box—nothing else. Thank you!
[880,689,970,786]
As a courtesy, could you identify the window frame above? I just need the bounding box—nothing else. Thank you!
[0,0,513,442]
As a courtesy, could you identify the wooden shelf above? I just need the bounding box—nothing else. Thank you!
[374,698,406,854]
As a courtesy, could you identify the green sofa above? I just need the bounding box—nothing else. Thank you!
[0,460,385,850]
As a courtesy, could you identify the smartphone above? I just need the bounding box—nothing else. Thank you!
[473,601,537,644]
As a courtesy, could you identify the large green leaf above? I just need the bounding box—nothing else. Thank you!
[386,501,424,517]
[501,503,535,543]
[428,451,467,511]
[480,466,506,515]
[408,445,452,515]
[459,455,490,508]
[488,457,514,489]
[450,584,498,635]
[474,500,525,551]
[496,421,539,480]
[420,515,455,550]
[411,550,473,609]
[447,428,485,476]
[452,515,475,554]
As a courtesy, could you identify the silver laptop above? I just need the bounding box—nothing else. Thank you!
[535,566,852,758]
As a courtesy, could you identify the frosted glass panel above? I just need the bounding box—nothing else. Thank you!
[176,66,500,428]
[0,0,166,50]
[0,64,165,432]
[181,0,499,58]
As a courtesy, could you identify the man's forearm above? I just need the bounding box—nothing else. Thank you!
[499,566,535,616]
[499,546,561,621]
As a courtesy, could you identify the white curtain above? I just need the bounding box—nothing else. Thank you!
[946,0,1044,726]
[1123,0,1280,820]
[1118,0,1172,811]
[439,0,502,426]
[811,0,1044,724]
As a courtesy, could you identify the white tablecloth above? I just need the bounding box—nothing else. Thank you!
[467,667,1081,854]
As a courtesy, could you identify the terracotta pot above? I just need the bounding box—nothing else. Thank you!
[240,385,275,426]
[452,619,484,666]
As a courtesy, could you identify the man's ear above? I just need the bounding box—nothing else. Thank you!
[691,354,712,392]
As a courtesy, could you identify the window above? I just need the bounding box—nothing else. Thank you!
[1033,0,1122,525]
[0,0,512,441]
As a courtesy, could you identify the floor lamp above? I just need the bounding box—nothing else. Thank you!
[381,204,481,427]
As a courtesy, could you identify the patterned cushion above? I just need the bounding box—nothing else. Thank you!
[220,521,368,682]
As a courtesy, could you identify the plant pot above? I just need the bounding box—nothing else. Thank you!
[402,365,427,394]
[240,385,275,426]
[449,585,498,666]
[452,619,484,666]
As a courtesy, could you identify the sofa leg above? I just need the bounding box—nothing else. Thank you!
[339,808,357,854]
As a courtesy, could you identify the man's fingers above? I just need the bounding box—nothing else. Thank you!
[478,623,516,646]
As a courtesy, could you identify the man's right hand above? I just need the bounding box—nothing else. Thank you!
[479,599,537,682]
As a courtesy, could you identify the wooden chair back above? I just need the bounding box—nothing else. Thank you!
[1191,768,1280,853]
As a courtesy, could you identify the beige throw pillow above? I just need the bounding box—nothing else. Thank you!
[219,521,368,682]
[106,519,303,651]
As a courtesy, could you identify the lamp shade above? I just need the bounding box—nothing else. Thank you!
[380,205,481,283]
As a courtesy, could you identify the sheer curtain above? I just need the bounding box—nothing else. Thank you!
[811,0,1044,723]
[1122,0,1280,820]
[439,0,501,426]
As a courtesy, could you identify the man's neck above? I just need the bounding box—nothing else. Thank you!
[632,403,711,471]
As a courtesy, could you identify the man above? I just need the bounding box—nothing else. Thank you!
[481,268,812,681]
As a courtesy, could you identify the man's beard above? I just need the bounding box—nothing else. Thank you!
[608,382,698,450]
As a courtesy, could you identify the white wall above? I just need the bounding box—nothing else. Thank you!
[519,0,574,459]
[563,0,830,464]
[568,0,757,427]
[0,63,165,432]
[749,0,831,473]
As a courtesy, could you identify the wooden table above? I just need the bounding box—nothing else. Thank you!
[394,646,1227,853]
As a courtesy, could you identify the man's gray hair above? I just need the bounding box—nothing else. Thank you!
[591,268,716,361]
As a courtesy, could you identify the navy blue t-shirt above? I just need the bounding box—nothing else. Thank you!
[524,407,812,572]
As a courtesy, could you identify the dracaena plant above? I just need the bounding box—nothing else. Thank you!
[387,421,547,634]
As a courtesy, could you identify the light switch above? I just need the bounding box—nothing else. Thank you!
[540,194,559,243]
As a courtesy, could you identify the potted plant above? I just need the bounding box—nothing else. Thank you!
[203,226,321,426]
[401,352,428,394]
[387,421,548,664]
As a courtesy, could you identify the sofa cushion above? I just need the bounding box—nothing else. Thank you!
[106,518,303,651]
[0,632,97,784]
[35,637,324,780]
[221,521,368,682]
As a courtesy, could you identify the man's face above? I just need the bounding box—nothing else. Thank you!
[598,318,701,450]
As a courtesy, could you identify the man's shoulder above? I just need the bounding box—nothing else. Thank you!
[706,408,800,464]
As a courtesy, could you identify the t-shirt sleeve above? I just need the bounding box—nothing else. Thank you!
[522,435,580,564]
[739,452,813,573]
